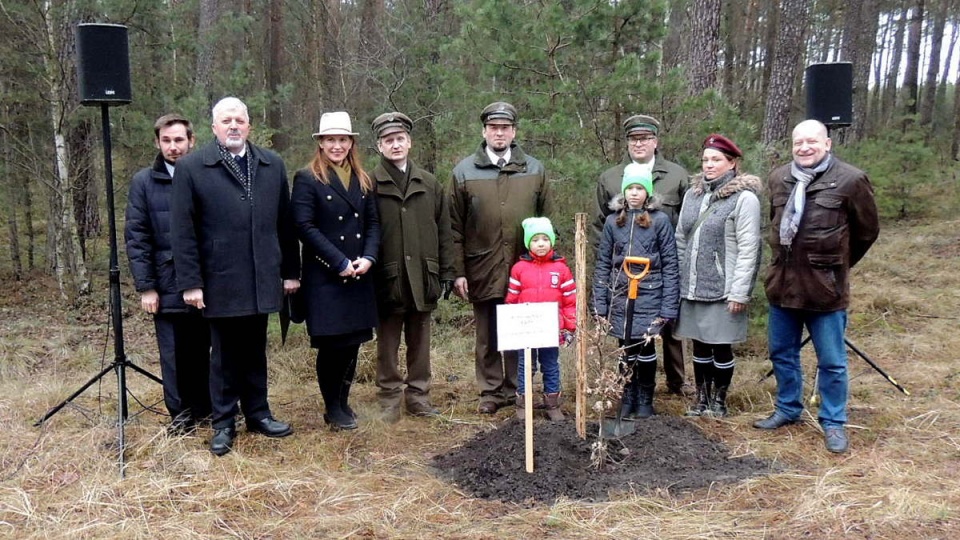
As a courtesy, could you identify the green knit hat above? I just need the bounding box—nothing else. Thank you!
[621,162,654,199]
[522,217,556,249]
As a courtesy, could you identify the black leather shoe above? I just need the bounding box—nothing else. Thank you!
[752,411,797,430]
[246,416,293,438]
[324,410,358,430]
[210,427,236,456]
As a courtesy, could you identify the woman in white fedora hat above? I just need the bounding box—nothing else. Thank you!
[291,111,381,430]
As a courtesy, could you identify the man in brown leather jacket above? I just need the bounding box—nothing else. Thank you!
[753,119,879,454]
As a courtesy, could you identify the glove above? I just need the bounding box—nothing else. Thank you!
[441,280,454,300]
[560,330,575,348]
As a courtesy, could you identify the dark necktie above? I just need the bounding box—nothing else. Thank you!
[496,158,506,168]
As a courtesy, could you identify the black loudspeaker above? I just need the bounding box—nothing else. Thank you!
[76,23,132,105]
[805,62,852,126]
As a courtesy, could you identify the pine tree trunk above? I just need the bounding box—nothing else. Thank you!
[195,0,219,101]
[935,19,959,131]
[841,0,879,141]
[882,2,907,120]
[22,169,35,271]
[953,64,960,159]
[323,0,344,107]
[1,95,23,280]
[919,0,947,127]
[663,0,688,72]
[68,118,99,261]
[760,0,780,108]
[266,0,287,152]
[870,13,890,133]
[686,0,722,94]
[761,0,810,145]
[901,1,925,118]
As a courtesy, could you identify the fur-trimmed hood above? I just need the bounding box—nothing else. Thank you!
[690,172,763,199]
[607,192,663,213]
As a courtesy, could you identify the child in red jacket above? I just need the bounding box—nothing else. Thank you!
[506,217,576,421]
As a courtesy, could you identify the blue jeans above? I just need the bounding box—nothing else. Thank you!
[517,347,561,395]
[768,305,848,428]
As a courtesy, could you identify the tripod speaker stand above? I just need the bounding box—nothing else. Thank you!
[34,24,161,477]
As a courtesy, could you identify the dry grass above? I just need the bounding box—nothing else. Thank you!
[2,220,960,539]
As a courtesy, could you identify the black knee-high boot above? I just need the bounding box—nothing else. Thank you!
[685,357,713,416]
[340,349,359,420]
[708,359,734,418]
[317,349,358,430]
[633,356,658,418]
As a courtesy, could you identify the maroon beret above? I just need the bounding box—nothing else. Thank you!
[702,133,743,158]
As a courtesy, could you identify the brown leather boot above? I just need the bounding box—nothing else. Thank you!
[543,393,564,421]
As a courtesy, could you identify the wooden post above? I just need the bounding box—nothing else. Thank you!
[524,347,534,473]
[574,213,588,439]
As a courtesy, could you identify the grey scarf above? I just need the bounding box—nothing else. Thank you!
[779,153,833,246]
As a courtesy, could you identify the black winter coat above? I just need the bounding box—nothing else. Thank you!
[124,154,189,313]
[170,141,300,318]
[291,168,380,337]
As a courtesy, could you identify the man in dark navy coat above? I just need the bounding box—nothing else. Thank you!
[171,97,301,456]
[125,113,211,434]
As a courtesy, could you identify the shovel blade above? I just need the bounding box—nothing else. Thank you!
[600,415,637,438]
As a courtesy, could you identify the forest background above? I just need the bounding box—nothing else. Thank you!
[1,0,959,298]
[1,1,960,537]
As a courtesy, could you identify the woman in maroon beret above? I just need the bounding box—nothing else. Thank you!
[674,134,763,417]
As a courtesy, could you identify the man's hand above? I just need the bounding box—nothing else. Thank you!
[183,288,205,309]
[140,290,159,314]
[453,277,469,300]
[560,330,575,348]
[283,279,300,295]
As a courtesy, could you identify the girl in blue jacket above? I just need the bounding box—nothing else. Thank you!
[592,163,680,419]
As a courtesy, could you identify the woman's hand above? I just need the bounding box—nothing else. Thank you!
[727,300,747,314]
[352,257,372,276]
[338,259,356,277]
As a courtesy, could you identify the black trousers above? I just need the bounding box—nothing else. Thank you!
[208,314,272,429]
[154,310,211,421]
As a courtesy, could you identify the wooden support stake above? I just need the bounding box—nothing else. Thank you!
[574,213,588,439]
[524,347,534,473]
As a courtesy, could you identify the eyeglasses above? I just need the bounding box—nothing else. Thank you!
[628,135,657,145]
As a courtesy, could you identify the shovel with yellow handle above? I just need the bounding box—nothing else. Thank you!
[601,256,651,438]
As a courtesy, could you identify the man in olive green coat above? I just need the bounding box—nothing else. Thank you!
[372,112,455,422]
[450,101,552,414]
[594,114,690,395]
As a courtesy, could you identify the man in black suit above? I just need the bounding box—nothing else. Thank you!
[171,97,301,456]
[125,114,211,434]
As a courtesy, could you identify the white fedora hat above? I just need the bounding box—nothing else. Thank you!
[312,111,359,139]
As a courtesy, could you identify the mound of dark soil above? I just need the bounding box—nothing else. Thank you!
[432,416,778,503]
